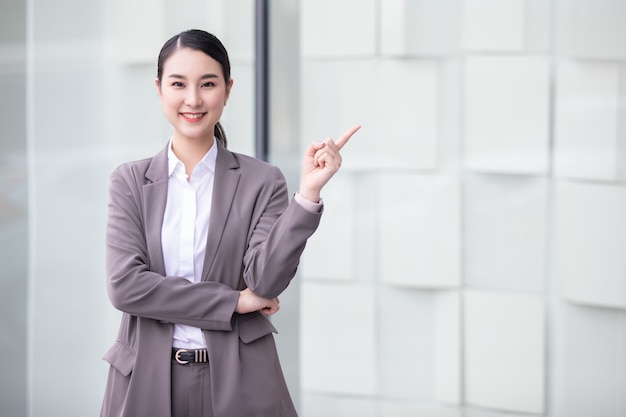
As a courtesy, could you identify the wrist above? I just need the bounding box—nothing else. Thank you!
[235,290,248,314]
[298,187,320,203]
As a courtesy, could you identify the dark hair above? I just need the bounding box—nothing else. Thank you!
[157,29,230,147]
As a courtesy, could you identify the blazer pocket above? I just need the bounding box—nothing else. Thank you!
[238,314,278,344]
[102,340,136,377]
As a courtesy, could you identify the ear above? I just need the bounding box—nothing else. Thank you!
[154,78,162,96]
[224,78,234,105]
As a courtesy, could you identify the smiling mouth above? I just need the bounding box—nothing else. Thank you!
[181,113,206,122]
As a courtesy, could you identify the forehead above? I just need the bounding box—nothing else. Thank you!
[163,47,223,77]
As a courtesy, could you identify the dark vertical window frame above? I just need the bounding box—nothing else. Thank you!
[255,0,270,162]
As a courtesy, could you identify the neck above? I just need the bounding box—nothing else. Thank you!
[171,135,214,176]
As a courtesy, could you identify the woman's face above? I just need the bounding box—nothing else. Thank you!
[156,47,233,144]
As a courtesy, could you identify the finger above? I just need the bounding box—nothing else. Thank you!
[313,138,341,165]
[317,143,342,163]
[314,150,330,169]
[306,141,326,156]
[334,124,361,150]
[262,302,280,315]
[313,139,334,167]
[308,142,327,167]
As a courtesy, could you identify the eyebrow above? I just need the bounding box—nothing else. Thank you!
[167,73,220,80]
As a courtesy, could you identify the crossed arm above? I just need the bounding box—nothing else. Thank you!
[106,125,360,324]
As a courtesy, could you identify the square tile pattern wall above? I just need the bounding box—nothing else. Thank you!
[300,281,377,395]
[462,0,525,51]
[463,175,547,293]
[556,181,626,309]
[300,59,439,171]
[463,55,550,174]
[378,173,461,288]
[300,0,626,416]
[562,304,626,417]
[558,0,626,60]
[464,290,545,414]
[554,60,622,181]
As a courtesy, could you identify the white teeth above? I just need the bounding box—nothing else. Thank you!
[183,113,202,119]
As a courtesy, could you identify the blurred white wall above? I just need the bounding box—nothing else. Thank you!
[1,1,625,417]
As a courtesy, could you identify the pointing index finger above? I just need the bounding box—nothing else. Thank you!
[335,124,361,150]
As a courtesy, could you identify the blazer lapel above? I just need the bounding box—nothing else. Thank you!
[143,145,169,276]
[202,144,240,282]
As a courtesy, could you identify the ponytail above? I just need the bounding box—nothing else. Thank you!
[215,122,228,148]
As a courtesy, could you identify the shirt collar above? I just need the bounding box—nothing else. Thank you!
[167,138,218,177]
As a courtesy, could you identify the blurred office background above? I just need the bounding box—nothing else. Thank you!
[1,0,625,416]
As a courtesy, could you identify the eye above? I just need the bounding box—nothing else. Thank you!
[171,81,184,87]
[202,81,216,88]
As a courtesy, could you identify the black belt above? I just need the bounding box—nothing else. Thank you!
[172,348,208,364]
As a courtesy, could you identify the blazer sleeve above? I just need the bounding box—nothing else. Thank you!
[105,165,239,331]
[242,165,323,299]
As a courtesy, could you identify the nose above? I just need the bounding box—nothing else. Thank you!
[185,88,202,107]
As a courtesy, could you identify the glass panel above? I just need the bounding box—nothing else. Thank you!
[0,2,28,416]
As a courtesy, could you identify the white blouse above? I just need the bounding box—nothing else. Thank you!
[162,139,216,349]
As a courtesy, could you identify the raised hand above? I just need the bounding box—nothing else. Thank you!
[299,124,361,202]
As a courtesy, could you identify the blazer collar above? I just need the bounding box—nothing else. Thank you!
[202,142,241,281]
[145,145,169,184]
[142,144,169,276]
[145,140,239,182]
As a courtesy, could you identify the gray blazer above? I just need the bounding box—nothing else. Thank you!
[100,142,322,417]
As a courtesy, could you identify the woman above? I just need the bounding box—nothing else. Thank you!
[100,29,359,417]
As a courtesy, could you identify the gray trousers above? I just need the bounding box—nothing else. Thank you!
[171,360,214,417]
